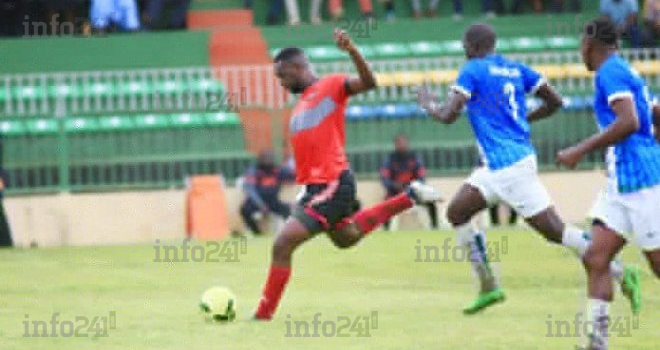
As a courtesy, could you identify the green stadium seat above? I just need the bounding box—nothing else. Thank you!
[189,78,223,93]
[134,114,170,129]
[205,112,240,126]
[170,113,206,127]
[0,87,6,101]
[357,45,376,59]
[496,38,514,53]
[117,81,150,96]
[25,118,58,134]
[409,41,444,57]
[85,82,116,97]
[373,43,411,59]
[155,80,187,94]
[11,85,46,100]
[65,117,101,133]
[510,37,546,52]
[99,115,135,130]
[545,37,580,51]
[439,40,464,55]
[0,119,26,136]
[306,46,345,62]
[49,83,84,99]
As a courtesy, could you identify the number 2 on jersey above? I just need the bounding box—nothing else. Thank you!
[503,82,519,121]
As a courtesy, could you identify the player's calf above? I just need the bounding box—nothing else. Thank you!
[271,218,314,266]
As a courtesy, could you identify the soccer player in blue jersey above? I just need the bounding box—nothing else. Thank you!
[416,23,640,315]
[556,17,660,350]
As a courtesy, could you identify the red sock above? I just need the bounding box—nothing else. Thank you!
[349,193,413,235]
[254,265,291,320]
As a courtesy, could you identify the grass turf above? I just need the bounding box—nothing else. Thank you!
[1,229,658,350]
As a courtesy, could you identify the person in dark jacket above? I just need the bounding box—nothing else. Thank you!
[240,150,294,235]
[380,134,438,230]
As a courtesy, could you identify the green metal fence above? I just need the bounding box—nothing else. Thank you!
[0,49,658,194]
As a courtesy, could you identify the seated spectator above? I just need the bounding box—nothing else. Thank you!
[143,0,191,30]
[0,0,27,37]
[511,0,581,14]
[600,0,641,47]
[240,151,294,235]
[91,0,140,32]
[445,0,497,20]
[511,0,542,14]
[410,0,440,18]
[550,0,582,13]
[311,0,324,24]
[642,0,660,46]
[329,0,373,21]
[380,135,438,230]
[285,0,301,25]
[262,0,299,25]
[42,0,82,35]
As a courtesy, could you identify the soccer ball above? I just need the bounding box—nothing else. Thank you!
[199,286,237,322]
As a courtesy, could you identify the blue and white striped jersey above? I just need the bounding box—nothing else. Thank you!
[594,54,660,193]
[452,54,544,170]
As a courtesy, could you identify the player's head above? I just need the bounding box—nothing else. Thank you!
[463,23,496,59]
[581,17,618,71]
[257,150,275,168]
[274,47,314,94]
[394,134,409,154]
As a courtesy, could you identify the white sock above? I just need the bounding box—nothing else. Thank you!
[562,226,625,284]
[455,223,497,292]
[585,299,609,349]
[561,226,590,256]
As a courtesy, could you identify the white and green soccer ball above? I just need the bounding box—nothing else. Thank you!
[199,286,237,322]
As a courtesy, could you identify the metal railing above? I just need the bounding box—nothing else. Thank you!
[0,48,658,193]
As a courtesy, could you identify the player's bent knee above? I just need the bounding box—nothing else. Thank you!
[447,202,470,226]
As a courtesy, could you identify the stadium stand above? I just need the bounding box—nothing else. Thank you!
[0,1,658,194]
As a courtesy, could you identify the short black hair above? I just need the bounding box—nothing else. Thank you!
[464,23,496,53]
[583,16,618,46]
[274,47,305,63]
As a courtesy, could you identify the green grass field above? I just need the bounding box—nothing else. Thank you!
[2,229,658,350]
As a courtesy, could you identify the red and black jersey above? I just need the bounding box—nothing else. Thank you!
[289,74,350,184]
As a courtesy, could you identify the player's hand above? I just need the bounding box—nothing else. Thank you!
[556,146,583,169]
[334,28,354,52]
[416,85,436,113]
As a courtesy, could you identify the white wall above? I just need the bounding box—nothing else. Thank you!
[4,170,607,247]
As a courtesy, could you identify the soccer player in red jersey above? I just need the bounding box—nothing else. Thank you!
[253,29,441,320]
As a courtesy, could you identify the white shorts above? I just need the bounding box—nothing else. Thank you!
[466,155,552,218]
[589,182,660,251]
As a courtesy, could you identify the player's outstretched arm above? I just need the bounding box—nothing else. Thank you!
[526,83,563,123]
[416,86,466,124]
[557,97,640,168]
[334,28,377,95]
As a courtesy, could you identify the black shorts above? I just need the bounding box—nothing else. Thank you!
[292,170,360,234]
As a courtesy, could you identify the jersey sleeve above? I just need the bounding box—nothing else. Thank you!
[519,63,545,94]
[597,66,634,105]
[451,62,478,99]
[325,74,350,102]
